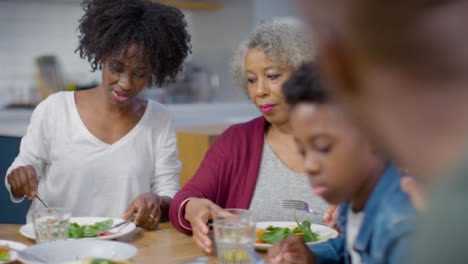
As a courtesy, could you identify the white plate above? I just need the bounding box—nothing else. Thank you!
[255,221,338,250]
[0,240,28,263]
[17,239,136,264]
[20,217,136,241]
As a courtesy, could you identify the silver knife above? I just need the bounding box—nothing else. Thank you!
[96,214,136,235]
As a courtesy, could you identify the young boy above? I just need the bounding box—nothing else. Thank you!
[268,63,418,264]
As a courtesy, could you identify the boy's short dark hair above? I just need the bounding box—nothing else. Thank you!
[282,62,329,107]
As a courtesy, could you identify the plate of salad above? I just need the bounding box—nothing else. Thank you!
[20,217,136,241]
[0,240,27,263]
[255,220,338,250]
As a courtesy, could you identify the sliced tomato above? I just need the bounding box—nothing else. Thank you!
[255,229,267,243]
[99,232,116,237]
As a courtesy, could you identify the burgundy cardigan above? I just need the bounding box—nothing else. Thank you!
[169,116,267,234]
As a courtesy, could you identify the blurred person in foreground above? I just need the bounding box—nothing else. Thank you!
[5,0,191,228]
[298,0,468,262]
[169,18,335,254]
[268,62,417,264]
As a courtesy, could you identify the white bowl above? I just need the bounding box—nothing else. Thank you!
[17,239,137,264]
[0,240,27,263]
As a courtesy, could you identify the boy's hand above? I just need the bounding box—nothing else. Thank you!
[401,175,427,213]
[267,235,317,264]
[7,165,38,199]
[323,204,339,230]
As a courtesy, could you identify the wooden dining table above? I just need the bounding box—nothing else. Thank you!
[0,222,267,264]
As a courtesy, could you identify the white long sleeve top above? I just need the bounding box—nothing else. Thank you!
[5,91,181,223]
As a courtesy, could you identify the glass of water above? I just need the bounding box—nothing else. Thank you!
[32,208,71,243]
[213,209,255,264]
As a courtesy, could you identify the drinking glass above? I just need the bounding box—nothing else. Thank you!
[32,208,71,243]
[213,209,255,264]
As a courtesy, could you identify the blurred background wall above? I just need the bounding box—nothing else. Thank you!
[0,0,300,106]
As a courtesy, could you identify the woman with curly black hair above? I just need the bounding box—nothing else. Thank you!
[5,0,191,229]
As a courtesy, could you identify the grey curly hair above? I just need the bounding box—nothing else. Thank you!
[231,17,314,90]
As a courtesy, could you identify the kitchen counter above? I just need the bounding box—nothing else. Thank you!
[0,102,261,137]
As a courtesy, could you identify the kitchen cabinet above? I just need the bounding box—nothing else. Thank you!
[177,132,219,186]
[0,136,29,224]
[176,123,230,185]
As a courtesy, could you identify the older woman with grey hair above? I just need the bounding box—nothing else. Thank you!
[169,18,330,253]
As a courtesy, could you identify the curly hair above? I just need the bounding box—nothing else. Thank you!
[282,62,329,107]
[76,0,191,86]
[231,17,314,90]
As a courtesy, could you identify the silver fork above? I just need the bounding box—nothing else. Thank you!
[34,195,49,208]
[282,200,323,217]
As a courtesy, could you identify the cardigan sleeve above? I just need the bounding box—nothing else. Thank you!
[169,128,229,235]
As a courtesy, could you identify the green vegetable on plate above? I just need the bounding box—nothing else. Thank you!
[90,258,119,264]
[0,252,10,261]
[68,219,114,239]
[258,212,321,244]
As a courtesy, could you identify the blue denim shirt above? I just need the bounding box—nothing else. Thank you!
[309,164,418,264]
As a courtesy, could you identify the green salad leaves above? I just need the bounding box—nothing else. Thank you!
[258,212,320,244]
[68,219,114,239]
[90,259,119,264]
[0,252,10,261]
[258,222,320,244]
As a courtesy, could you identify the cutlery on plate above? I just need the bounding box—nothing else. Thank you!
[282,200,323,217]
[0,244,47,264]
[34,195,49,208]
[96,214,136,235]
